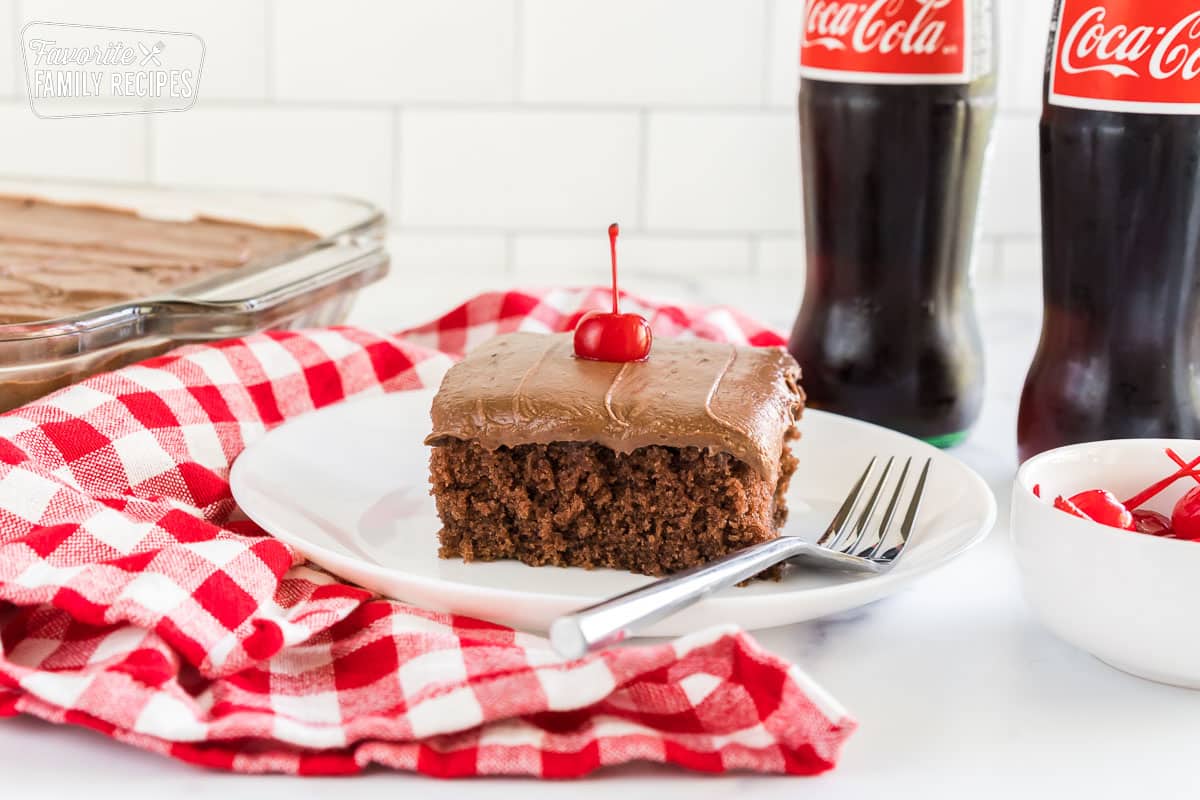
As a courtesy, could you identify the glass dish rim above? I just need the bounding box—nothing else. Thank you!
[0,175,387,345]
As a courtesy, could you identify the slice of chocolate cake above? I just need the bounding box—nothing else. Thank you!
[424,332,804,577]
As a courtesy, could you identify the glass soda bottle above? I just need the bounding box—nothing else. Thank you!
[789,0,997,447]
[1018,0,1200,461]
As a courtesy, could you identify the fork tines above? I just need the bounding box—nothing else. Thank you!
[818,456,931,563]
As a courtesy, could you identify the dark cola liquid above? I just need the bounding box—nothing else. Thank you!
[789,77,996,445]
[1017,105,1200,462]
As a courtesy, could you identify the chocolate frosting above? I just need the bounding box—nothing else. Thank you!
[0,196,317,324]
[426,332,804,483]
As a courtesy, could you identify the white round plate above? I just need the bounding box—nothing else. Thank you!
[231,390,996,636]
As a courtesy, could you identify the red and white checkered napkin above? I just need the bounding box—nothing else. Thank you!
[0,289,854,777]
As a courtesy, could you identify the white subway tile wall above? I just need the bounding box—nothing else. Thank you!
[19,0,269,99]
[273,0,516,103]
[979,113,1041,238]
[766,0,805,108]
[999,0,1056,112]
[512,234,753,281]
[1,0,1055,287]
[522,0,766,106]
[152,106,395,210]
[645,111,801,233]
[0,103,147,180]
[398,109,640,229]
[0,2,13,96]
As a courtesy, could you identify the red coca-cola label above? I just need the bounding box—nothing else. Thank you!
[800,0,980,84]
[1050,0,1200,113]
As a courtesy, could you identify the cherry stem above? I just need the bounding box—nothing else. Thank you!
[1165,448,1200,488]
[1123,450,1200,509]
[608,222,620,315]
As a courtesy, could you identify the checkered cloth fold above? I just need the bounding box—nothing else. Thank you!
[0,289,854,777]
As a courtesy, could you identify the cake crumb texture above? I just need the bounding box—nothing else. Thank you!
[429,434,798,577]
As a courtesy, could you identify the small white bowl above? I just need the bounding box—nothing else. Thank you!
[1013,439,1200,688]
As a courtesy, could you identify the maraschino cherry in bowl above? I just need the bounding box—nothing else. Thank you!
[1013,439,1200,689]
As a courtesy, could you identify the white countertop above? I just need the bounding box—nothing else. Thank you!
[5,260,1200,798]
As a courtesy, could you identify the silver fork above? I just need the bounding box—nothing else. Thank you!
[549,456,931,659]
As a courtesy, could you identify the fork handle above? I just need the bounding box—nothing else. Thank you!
[549,537,809,659]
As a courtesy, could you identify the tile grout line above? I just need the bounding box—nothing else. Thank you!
[12,0,22,96]
[511,0,523,103]
[263,0,276,101]
[143,115,155,183]
[384,224,812,238]
[27,94,1043,119]
[392,107,402,226]
[151,96,811,115]
[635,108,649,232]
[760,0,774,108]
[504,232,516,276]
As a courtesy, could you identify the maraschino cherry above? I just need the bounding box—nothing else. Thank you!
[1132,509,1173,537]
[1045,448,1200,540]
[1066,489,1135,530]
[1172,487,1200,540]
[573,223,653,362]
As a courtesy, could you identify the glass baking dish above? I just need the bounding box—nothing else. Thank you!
[0,177,389,413]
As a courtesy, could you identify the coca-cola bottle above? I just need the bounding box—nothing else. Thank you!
[788,0,997,447]
[1018,0,1200,462]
